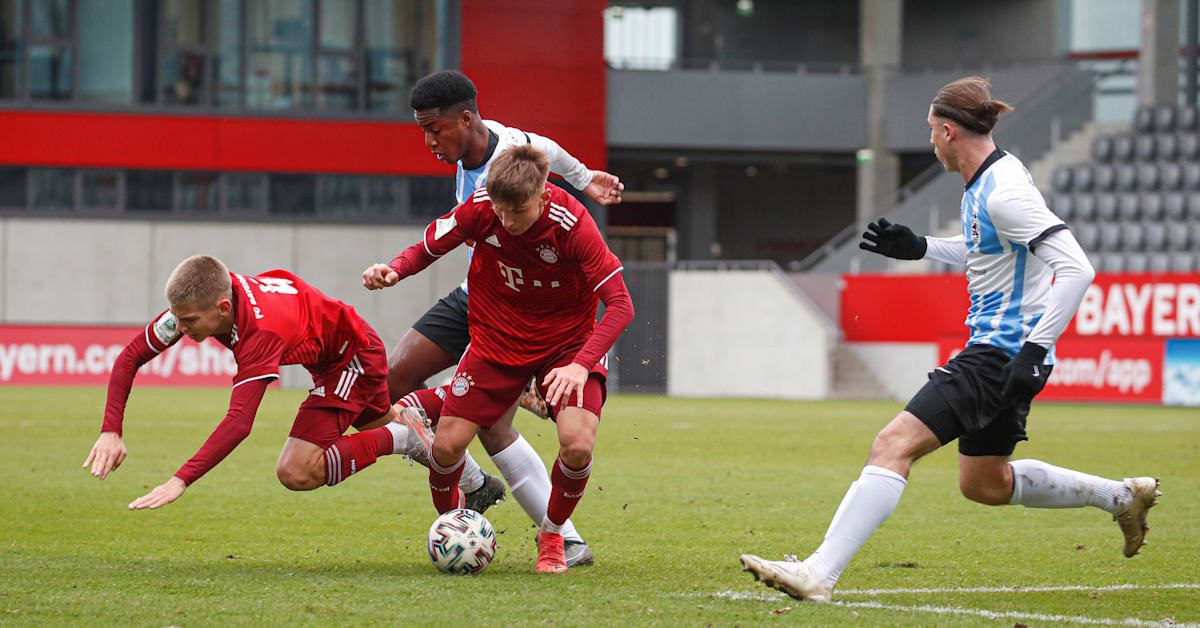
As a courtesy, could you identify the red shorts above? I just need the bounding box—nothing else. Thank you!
[442,346,608,428]
[289,325,391,448]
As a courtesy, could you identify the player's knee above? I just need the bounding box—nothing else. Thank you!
[477,422,518,453]
[276,462,322,491]
[431,438,466,469]
[960,476,1010,506]
[558,436,594,468]
[866,427,908,467]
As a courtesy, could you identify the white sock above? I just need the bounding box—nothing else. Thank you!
[491,435,582,543]
[383,422,483,492]
[1008,459,1131,514]
[804,465,906,588]
[539,515,564,535]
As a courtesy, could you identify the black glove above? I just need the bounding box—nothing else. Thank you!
[858,217,927,260]
[1001,342,1049,403]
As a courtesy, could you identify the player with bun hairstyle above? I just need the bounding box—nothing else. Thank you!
[740,77,1160,602]
[363,145,633,573]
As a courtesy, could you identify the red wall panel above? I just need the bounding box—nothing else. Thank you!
[0,1,606,175]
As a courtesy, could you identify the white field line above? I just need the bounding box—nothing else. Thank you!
[835,600,1198,628]
[838,583,1200,595]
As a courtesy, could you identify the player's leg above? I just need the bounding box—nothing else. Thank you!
[277,403,399,490]
[534,374,605,574]
[478,399,590,562]
[386,287,471,403]
[427,415,480,513]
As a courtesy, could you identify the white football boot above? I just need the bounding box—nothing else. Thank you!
[1115,477,1161,558]
[739,554,832,603]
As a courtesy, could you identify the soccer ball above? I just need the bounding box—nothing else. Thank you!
[427,509,497,574]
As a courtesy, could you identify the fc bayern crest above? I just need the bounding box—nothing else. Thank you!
[537,244,560,264]
[451,374,474,397]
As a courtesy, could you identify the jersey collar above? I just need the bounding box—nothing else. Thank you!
[461,128,500,171]
[964,148,1006,190]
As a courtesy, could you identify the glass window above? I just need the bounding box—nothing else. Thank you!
[179,172,218,212]
[319,0,356,50]
[0,166,26,207]
[604,6,679,71]
[81,170,119,208]
[317,174,362,216]
[214,0,242,106]
[408,176,455,220]
[163,0,242,106]
[367,176,407,215]
[269,173,314,214]
[225,173,265,212]
[30,168,72,209]
[0,0,20,99]
[31,0,70,40]
[126,170,172,211]
[28,44,70,99]
[78,0,133,103]
[364,0,438,112]
[316,53,358,109]
[246,0,313,109]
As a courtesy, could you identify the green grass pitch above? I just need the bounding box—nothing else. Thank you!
[2,387,1197,626]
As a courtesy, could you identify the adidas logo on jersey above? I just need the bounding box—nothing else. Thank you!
[311,386,326,397]
[485,234,501,248]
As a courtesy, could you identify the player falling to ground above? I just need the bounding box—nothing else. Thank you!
[741,76,1161,602]
[82,255,503,511]
[383,70,623,565]
[363,145,634,573]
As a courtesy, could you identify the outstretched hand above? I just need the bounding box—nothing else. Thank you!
[128,476,187,510]
[362,263,400,290]
[583,170,624,206]
[83,431,127,480]
[859,217,927,260]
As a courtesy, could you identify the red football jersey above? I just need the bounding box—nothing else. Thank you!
[144,269,370,387]
[419,184,624,368]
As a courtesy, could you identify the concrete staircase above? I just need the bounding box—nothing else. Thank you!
[829,343,891,400]
[1027,121,1129,192]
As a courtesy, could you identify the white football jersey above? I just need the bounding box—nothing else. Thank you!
[959,150,1067,361]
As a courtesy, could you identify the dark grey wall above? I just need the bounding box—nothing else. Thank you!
[681,0,859,66]
[902,0,1066,70]
[607,69,868,151]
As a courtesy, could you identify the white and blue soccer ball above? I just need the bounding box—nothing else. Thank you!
[427,509,497,574]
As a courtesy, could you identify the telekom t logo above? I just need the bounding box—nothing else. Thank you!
[498,261,524,291]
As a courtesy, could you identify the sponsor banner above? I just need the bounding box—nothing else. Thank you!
[0,324,236,386]
[1164,339,1200,406]
[843,273,1200,342]
[936,335,1163,404]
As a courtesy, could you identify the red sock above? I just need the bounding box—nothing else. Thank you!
[428,454,466,514]
[323,427,393,486]
[546,456,592,526]
[397,387,447,426]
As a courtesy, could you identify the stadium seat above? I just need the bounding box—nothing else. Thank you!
[1072,193,1096,221]
[1121,222,1146,251]
[1118,193,1141,221]
[1178,106,1199,132]
[1136,163,1160,190]
[1156,133,1179,161]
[1160,162,1183,191]
[1166,221,1192,250]
[1087,251,1105,272]
[1148,252,1171,272]
[1164,192,1187,220]
[1170,252,1196,272]
[1179,134,1200,161]
[1051,194,1074,220]
[1144,222,1168,249]
[1115,164,1137,191]
[1072,164,1094,191]
[1154,104,1177,133]
[1188,192,1200,220]
[1095,193,1119,221]
[1140,193,1164,221]
[1092,164,1116,191]
[1051,165,1072,192]
[1103,253,1125,272]
[1074,222,1100,250]
[1182,163,1200,190]
[1134,134,1156,161]
[1125,252,1149,273]
[1112,134,1135,162]
[1099,223,1122,251]
[1091,135,1113,162]
[1133,105,1156,134]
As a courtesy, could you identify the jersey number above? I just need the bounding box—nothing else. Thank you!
[254,277,299,294]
